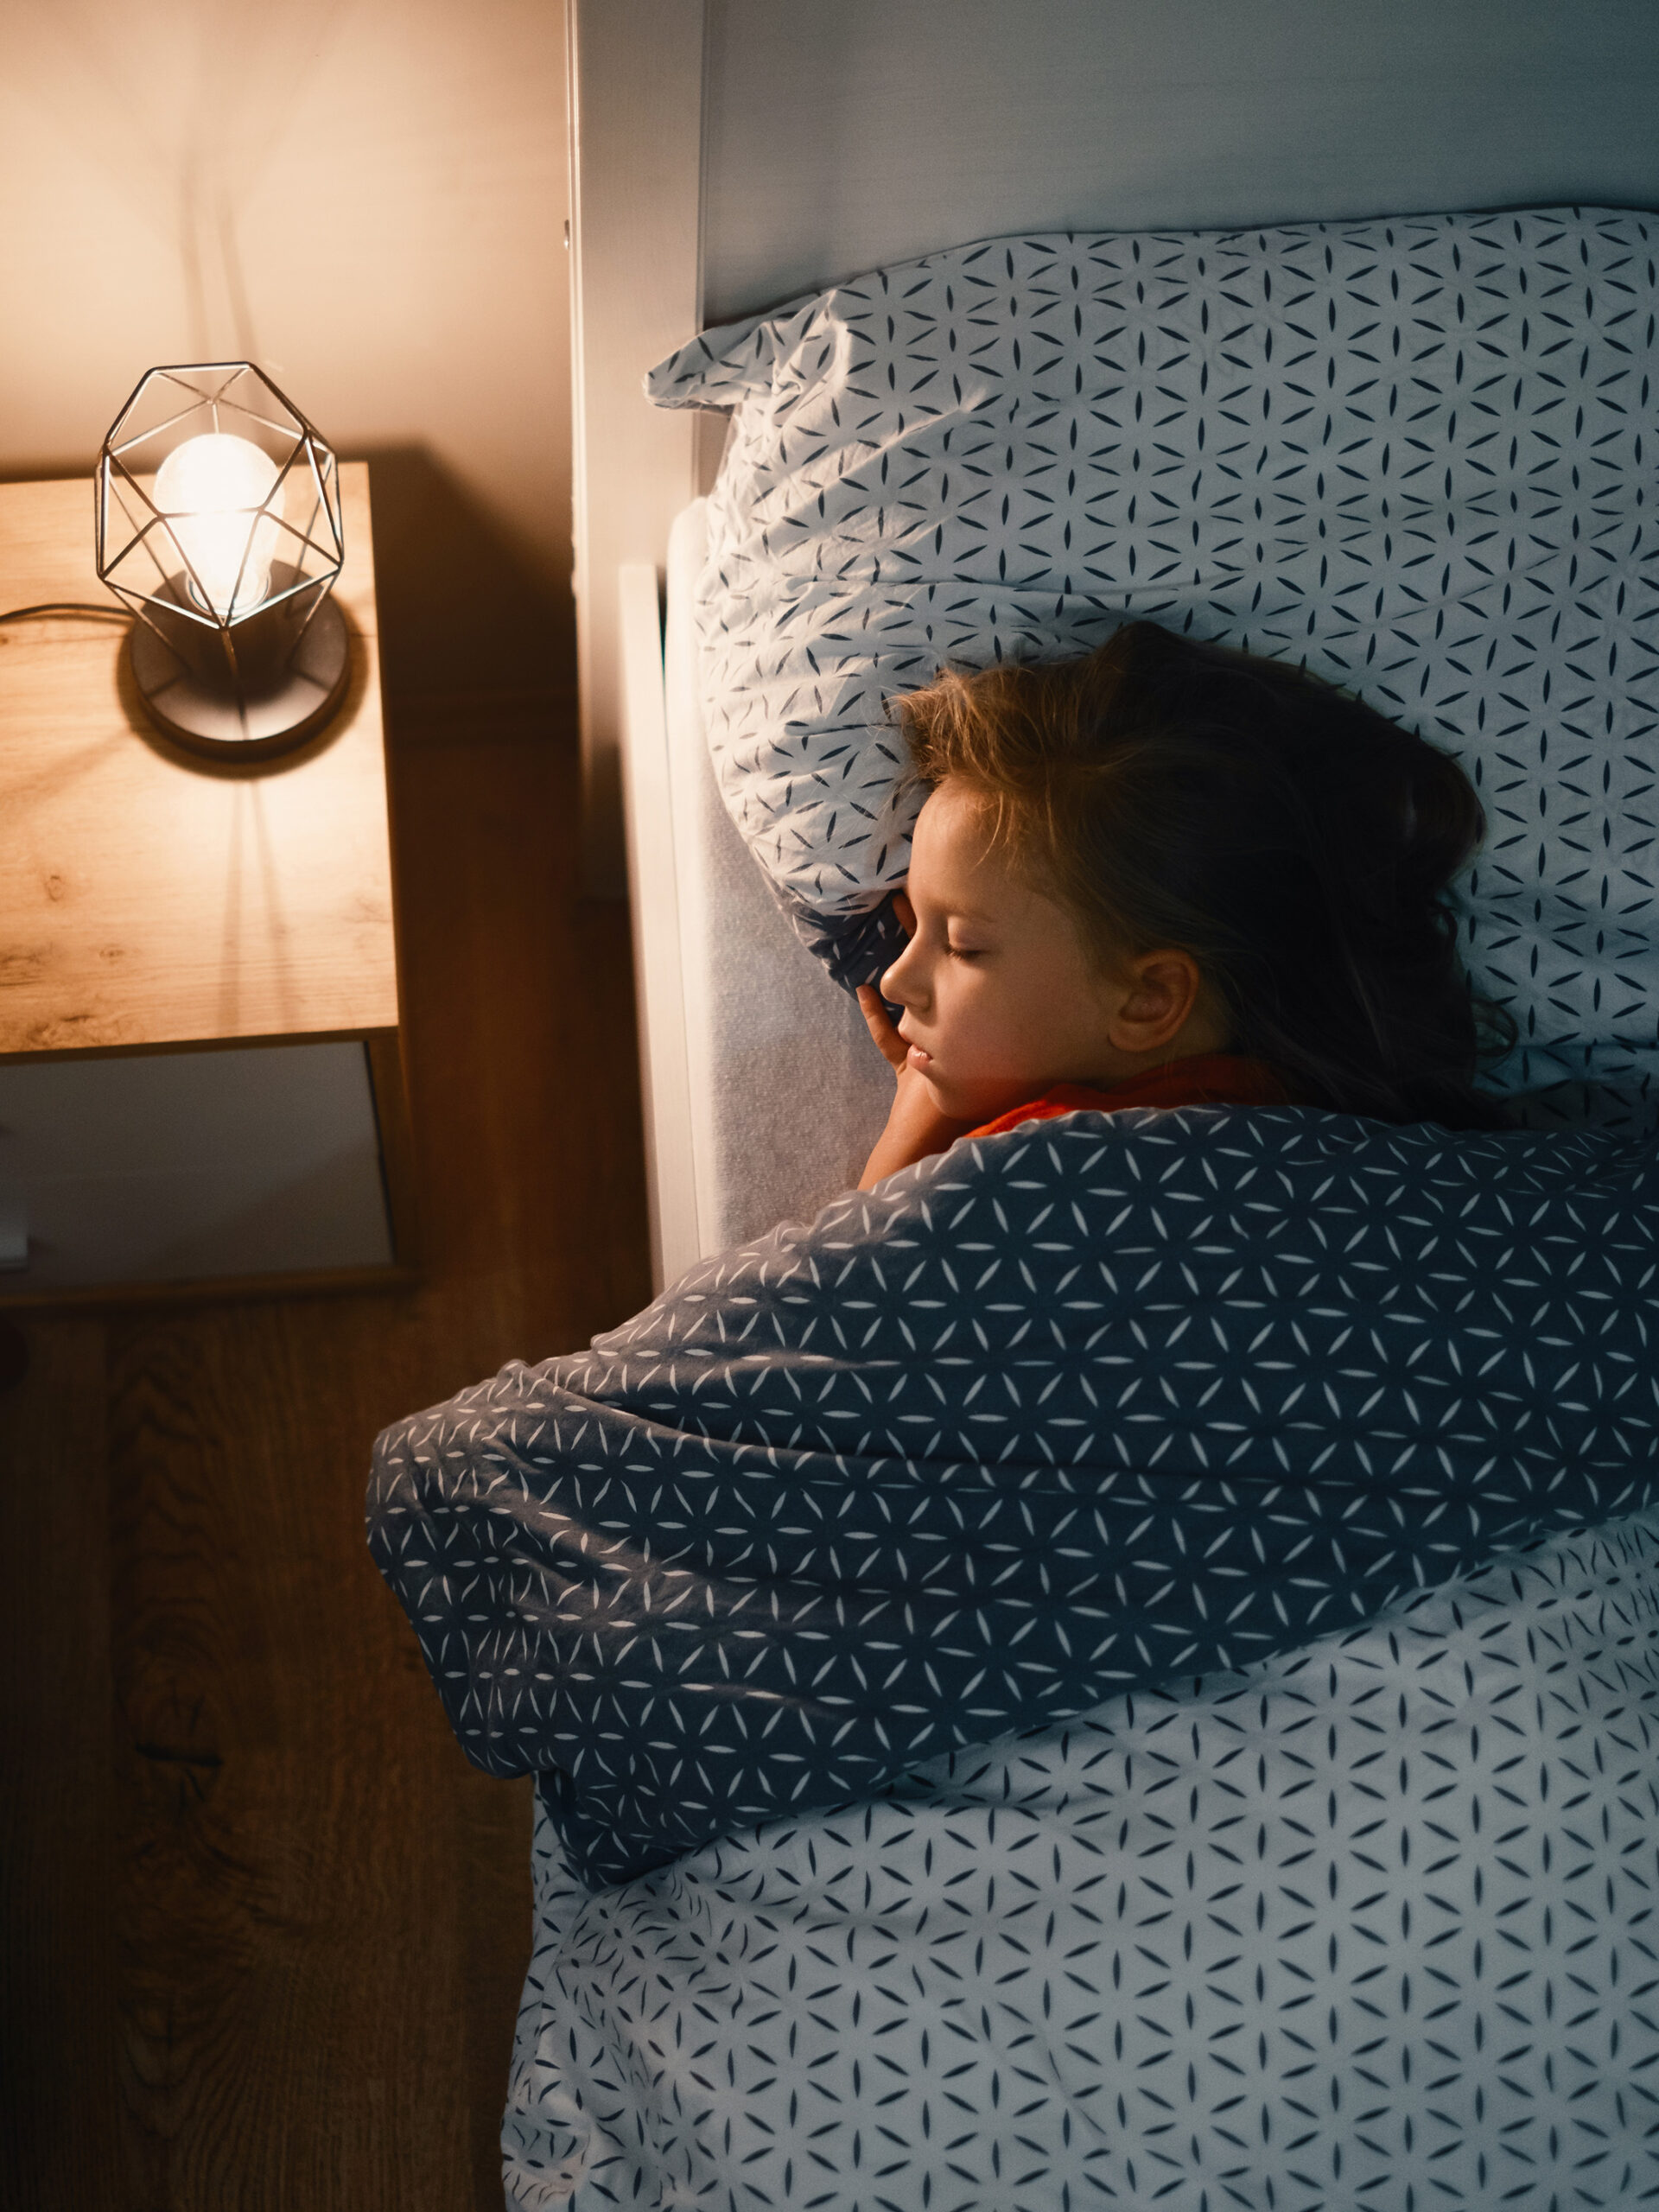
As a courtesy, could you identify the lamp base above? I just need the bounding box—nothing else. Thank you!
[130,597,350,760]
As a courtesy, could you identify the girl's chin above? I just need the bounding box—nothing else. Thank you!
[920,1071,1031,1126]
[907,1048,969,1116]
[917,1070,966,1118]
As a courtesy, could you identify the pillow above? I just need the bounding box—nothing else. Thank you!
[646,209,1659,1122]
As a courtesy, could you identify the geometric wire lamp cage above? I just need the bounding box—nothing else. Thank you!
[96,362,349,759]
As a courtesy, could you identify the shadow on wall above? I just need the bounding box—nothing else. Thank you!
[358,444,575,707]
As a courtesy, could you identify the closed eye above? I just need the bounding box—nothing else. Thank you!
[946,943,985,961]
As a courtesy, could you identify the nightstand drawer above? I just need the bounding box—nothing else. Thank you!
[0,1042,393,1289]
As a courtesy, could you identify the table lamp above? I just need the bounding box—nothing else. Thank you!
[96,363,348,760]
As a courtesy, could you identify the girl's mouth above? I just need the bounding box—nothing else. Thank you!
[906,1042,934,1071]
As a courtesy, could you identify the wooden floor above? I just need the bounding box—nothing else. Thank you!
[0,691,653,2209]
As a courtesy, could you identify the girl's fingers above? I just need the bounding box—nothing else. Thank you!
[855,984,909,1071]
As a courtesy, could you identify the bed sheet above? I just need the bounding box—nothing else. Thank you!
[502,1500,1659,2212]
[664,498,891,1254]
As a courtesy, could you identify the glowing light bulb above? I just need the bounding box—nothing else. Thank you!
[153,432,283,618]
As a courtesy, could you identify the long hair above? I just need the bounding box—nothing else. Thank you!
[897,621,1514,1129]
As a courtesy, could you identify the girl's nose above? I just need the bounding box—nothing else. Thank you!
[881,936,925,1009]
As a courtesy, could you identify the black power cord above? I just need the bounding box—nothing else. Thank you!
[0,602,126,624]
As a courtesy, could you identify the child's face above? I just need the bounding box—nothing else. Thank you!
[879,779,1136,1125]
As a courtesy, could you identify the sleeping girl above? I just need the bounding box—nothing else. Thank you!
[857,618,1510,1187]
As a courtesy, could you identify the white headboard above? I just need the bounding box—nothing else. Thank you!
[702,0,1659,323]
[569,0,1659,881]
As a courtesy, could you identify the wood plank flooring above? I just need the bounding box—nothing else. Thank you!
[0,691,652,2209]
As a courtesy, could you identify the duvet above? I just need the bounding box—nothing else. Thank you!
[368,1104,1659,1890]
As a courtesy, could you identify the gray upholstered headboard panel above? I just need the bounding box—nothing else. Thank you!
[701,0,1659,322]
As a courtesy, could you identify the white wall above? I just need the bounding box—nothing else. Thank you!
[0,0,571,698]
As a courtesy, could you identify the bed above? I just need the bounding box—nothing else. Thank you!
[574,0,1659,1290]
[381,6,1659,2204]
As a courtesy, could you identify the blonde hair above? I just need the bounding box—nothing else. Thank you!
[898,621,1511,1128]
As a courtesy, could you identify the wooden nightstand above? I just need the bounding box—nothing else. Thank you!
[0,464,416,1304]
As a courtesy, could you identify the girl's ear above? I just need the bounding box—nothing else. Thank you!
[1105,949,1206,1054]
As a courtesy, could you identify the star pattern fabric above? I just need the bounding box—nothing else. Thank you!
[368,1106,1659,1890]
[503,1502,1659,2212]
[646,207,1659,1124]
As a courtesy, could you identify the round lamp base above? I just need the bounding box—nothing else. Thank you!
[130,598,350,761]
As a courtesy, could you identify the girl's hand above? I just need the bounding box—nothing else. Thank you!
[856,983,911,1074]
[855,986,974,1188]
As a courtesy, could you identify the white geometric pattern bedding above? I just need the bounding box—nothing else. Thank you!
[646,207,1659,1121]
[486,210,1659,2201]
[504,1504,1659,2211]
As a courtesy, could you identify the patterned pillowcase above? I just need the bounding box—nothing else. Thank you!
[646,208,1659,1123]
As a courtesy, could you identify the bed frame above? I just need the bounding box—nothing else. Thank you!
[567,0,1659,1288]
